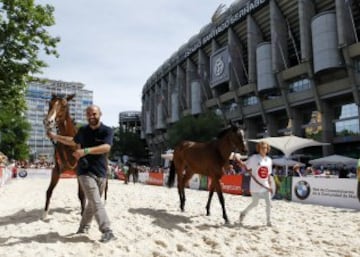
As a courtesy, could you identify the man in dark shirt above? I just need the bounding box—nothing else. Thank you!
[47,105,115,243]
[338,165,348,178]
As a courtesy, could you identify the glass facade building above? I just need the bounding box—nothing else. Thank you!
[26,79,93,160]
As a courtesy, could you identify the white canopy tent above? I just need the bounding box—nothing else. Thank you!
[272,157,305,167]
[249,135,328,174]
[249,135,328,158]
[229,152,248,161]
[309,154,358,167]
[160,153,173,161]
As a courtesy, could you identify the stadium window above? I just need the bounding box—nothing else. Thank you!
[289,78,311,93]
[243,95,258,106]
[334,103,360,137]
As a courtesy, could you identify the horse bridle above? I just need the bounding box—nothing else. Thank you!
[44,98,69,146]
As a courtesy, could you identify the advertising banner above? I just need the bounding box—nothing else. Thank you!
[207,175,243,195]
[1,166,11,185]
[60,170,76,178]
[138,172,149,183]
[188,174,200,190]
[278,176,292,200]
[17,168,51,179]
[221,175,243,195]
[199,175,208,190]
[292,177,360,210]
[115,171,126,181]
[147,172,164,186]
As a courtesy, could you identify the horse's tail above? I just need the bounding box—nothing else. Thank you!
[167,161,176,188]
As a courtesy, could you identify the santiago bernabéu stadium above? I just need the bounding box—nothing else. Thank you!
[141,0,360,166]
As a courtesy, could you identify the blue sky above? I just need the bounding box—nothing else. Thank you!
[35,0,235,126]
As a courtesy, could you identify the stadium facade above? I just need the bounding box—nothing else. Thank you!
[119,111,142,134]
[26,79,93,160]
[141,0,360,166]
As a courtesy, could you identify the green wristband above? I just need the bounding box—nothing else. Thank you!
[84,148,90,155]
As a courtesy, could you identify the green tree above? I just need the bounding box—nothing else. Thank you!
[167,112,224,147]
[0,111,30,159]
[110,127,148,162]
[109,127,121,161]
[0,0,59,159]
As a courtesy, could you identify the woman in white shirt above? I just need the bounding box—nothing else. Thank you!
[238,141,273,226]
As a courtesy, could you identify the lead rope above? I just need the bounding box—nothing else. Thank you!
[47,124,77,170]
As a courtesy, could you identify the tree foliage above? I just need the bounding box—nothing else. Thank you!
[0,111,30,159]
[167,112,224,148]
[110,127,148,163]
[0,0,59,159]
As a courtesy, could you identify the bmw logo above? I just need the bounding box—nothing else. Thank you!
[18,169,28,178]
[294,180,311,200]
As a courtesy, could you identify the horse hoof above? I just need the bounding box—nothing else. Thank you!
[42,211,49,220]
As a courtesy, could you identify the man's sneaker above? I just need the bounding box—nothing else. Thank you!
[99,230,116,243]
[76,225,90,234]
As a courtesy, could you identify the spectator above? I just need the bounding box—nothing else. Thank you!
[292,164,302,177]
[338,165,348,178]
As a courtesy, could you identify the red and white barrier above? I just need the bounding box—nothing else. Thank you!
[0,166,12,188]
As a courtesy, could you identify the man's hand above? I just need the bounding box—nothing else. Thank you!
[73,149,86,160]
[46,131,56,140]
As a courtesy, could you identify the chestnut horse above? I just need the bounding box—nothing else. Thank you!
[167,123,247,224]
[42,94,85,219]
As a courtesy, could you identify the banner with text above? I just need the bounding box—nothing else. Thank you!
[292,177,360,210]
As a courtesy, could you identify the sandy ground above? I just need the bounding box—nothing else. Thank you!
[0,178,359,257]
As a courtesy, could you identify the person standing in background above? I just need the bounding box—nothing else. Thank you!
[292,164,302,177]
[47,105,116,243]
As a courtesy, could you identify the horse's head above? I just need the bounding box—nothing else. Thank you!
[43,94,75,130]
[228,121,247,155]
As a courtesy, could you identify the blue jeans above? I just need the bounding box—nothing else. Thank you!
[78,175,110,233]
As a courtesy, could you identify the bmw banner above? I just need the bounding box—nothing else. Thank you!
[292,177,360,210]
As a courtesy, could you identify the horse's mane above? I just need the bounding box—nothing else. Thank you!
[52,94,66,99]
[217,125,232,139]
